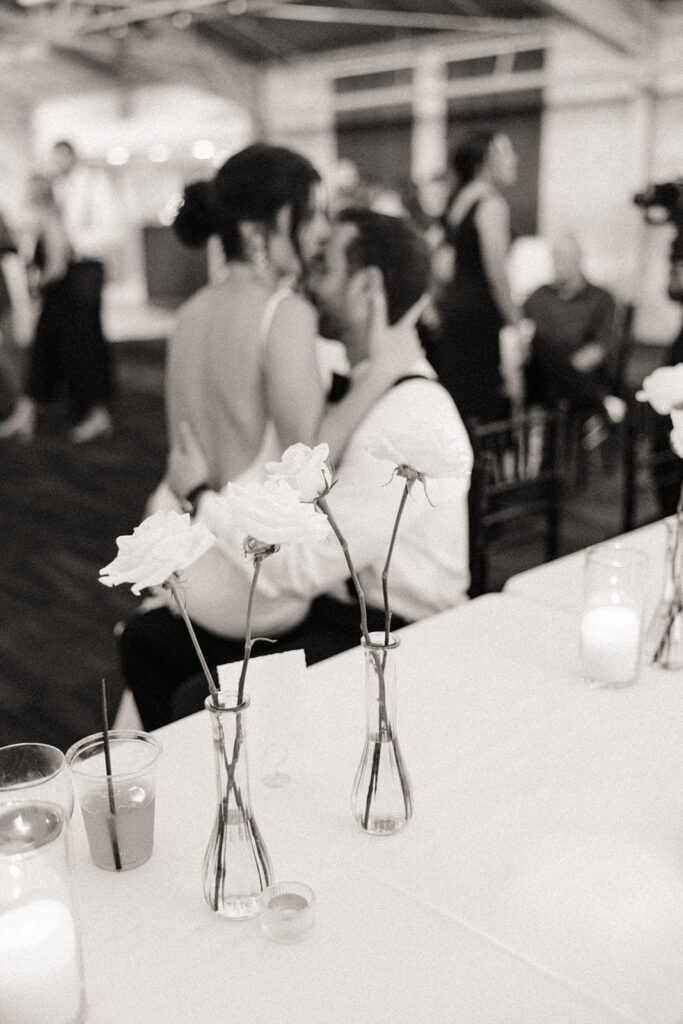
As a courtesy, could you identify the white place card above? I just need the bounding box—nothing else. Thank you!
[217,649,307,692]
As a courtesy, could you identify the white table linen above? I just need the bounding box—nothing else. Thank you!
[503,518,669,618]
[72,594,683,1024]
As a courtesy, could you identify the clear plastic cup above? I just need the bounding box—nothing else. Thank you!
[66,730,162,871]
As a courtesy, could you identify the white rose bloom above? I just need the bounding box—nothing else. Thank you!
[367,427,472,480]
[265,442,333,502]
[636,364,683,415]
[211,479,329,551]
[99,511,215,594]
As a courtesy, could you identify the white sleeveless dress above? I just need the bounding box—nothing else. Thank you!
[145,286,292,516]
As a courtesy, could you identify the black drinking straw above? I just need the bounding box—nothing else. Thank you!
[100,678,122,871]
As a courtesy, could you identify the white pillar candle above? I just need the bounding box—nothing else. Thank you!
[580,605,641,684]
[0,898,83,1024]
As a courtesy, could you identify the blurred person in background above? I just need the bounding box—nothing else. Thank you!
[524,233,626,449]
[0,141,119,443]
[0,209,32,420]
[0,173,71,440]
[430,130,528,426]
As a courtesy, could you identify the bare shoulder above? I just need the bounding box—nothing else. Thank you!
[173,284,214,328]
[268,290,318,337]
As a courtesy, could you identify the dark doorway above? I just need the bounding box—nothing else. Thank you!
[336,108,413,198]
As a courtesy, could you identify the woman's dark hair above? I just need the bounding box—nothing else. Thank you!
[173,142,321,260]
[450,130,496,190]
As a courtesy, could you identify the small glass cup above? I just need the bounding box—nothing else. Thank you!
[0,743,74,821]
[260,882,316,943]
[580,543,648,687]
[66,730,162,872]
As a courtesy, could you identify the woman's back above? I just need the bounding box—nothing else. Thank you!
[166,267,281,489]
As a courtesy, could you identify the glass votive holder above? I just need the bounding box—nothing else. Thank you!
[580,542,648,687]
[0,744,86,1024]
[260,882,315,943]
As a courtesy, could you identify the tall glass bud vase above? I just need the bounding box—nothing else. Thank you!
[202,692,273,919]
[645,518,683,670]
[352,633,413,835]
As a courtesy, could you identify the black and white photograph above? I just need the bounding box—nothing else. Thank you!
[0,2,682,1021]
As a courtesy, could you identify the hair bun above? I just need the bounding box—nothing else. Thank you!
[173,180,216,247]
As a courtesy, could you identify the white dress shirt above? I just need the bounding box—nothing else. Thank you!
[53,166,120,262]
[181,357,473,639]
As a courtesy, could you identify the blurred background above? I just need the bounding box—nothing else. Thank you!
[1,0,682,747]
[0,0,680,340]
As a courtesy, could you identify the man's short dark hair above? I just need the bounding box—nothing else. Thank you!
[337,208,429,324]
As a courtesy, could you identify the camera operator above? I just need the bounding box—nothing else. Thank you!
[633,178,683,514]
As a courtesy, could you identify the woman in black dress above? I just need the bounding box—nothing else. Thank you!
[0,174,72,441]
[434,130,522,426]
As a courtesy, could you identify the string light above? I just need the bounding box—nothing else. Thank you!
[191,139,215,160]
[106,145,129,166]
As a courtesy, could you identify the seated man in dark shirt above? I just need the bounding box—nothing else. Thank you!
[524,233,626,448]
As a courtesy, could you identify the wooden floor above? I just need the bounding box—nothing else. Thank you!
[0,338,667,752]
[0,341,166,750]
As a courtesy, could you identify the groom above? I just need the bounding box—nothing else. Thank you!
[119,209,472,729]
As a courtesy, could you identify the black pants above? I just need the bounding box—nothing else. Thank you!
[119,597,408,731]
[525,329,610,420]
[0,309,24,418]
[26,261,114,421]
[652,320,683,515]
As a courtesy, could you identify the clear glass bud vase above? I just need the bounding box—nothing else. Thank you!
[352,633,413,835]
[202,692,273,919]
[645,518,683,670]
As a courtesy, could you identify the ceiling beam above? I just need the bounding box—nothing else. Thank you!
[530,0,652,55]
[74,0,281,34]
[197,13,299,62]
[73,0,544,38]
[249,5,544,35]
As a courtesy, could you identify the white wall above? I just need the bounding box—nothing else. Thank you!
[261,10,683,345]
[260,67,338,188]
[539,18,683,342]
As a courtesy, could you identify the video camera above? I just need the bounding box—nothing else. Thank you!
[633,179,683,302]
[633,179,683,219]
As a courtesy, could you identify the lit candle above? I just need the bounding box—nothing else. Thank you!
[580,605,641,684]
[0,898,83,1024]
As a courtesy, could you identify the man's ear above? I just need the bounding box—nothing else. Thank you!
[348,265,384,318]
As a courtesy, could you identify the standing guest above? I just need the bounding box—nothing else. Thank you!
[119,209,472,730]
[0,141,119,443]
[433,130,525,426]
[0,210,32,419]
[524,233,626,447]
[0,174,71,440]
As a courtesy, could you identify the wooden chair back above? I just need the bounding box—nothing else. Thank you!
[468,407,564,597]
[621,396,682,532]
